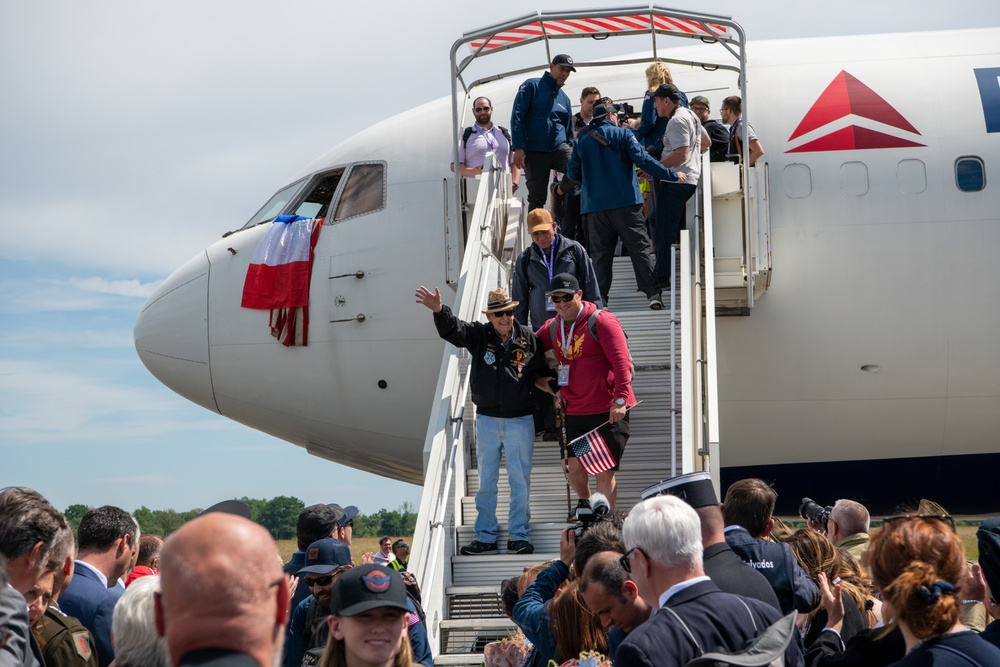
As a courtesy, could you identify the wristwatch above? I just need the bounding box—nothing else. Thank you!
[613,398,626,407]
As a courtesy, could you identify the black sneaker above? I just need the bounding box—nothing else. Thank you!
[507,540,534,555]
[460,540,498,555]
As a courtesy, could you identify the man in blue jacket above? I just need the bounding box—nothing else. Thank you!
[60,506,139,667]
[565,103,686,310]
[511,54,576,211]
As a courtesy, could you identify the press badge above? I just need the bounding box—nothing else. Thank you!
[557,364,570,386]
[545,291,556,312]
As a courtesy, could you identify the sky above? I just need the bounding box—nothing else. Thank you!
[0,1,993,517]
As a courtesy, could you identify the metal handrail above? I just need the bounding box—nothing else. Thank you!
[410,154,512,653]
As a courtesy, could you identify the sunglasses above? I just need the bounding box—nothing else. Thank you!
[474,106,491,112]
[883,513,955,530]
[619,546,644,573]
[550,294,575,303]
[490,311,512,319]
[305,573,336,588]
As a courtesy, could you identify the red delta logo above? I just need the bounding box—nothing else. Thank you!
[786,71,924,153]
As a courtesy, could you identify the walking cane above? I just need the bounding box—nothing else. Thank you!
[556,401,572,521]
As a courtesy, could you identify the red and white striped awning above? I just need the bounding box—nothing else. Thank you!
[469,13,729,52]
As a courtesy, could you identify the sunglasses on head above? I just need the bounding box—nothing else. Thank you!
[550,294,575,303]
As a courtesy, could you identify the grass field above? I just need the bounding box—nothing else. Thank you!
[277,537,412,565]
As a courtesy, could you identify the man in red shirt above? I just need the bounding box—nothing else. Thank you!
[536,273,635,511]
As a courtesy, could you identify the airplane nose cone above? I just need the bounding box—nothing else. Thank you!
[134,251,219,414]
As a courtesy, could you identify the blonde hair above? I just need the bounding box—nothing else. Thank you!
[645,61,673,91]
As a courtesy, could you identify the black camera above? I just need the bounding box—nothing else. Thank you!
[574,493,611,540]
[616,102,635,123]
[798,497,832,532]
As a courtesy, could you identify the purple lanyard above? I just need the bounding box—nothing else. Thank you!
[538,236,559,282]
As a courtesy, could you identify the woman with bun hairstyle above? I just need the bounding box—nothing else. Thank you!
[319,564,413,667]
[866,515,1000,666]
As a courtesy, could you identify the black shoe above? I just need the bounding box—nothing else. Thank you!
[460,540,498,555]
[507,540,534,555]
[542,428,560,442]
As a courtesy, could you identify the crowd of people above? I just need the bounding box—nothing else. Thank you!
[4,481,1000,667]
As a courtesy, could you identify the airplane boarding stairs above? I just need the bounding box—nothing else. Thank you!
[411,153,750,663]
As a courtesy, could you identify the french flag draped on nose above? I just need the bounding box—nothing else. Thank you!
[241,215,323,346]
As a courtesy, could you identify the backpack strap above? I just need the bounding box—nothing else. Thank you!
[462,126,475,148]
[660,606,704,656]
[735,596,761,635]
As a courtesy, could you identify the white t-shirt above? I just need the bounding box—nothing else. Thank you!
[662,106,703,185]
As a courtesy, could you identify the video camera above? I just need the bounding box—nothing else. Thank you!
[615,102,635,124]
[798,497,833,532]
[574,492,612,540]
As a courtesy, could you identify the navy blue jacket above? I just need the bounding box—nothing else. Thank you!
[510,71,573,152]
[724,527,820,616]
[632,89,689,157]
[511,235,602,328]
[512,560,568,667]
[59,563,123,667]
[615,579,803,667]
[567,119,680,214]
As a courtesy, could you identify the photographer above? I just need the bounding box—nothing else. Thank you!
[512,529,577,667]
[826,500,871,564]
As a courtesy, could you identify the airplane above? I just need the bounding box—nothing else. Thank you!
[134,8,1000,516]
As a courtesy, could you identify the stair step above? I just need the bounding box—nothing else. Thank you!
[452,554,560,586]
[434,654,486,666]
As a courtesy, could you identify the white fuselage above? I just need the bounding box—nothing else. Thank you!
[135,28,1000,506]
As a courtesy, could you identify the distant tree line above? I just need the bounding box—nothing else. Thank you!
[63,497,417,541]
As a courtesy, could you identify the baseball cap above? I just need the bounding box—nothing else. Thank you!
[640,471,718,508]
[298,538,353,575]
[330,564,409,616]
[552,54,576,71]
[527,208,554,234]
[197,500,251,518]
[689,95,710,109]
[297,504,343,542]
[592,103,616,121]
[337,505,359,527]
[653,83,681,102]
[549,273,580,295]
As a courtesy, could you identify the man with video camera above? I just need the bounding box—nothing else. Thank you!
[803,498,870,563]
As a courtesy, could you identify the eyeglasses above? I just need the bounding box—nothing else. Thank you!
[550,294,575,303]
[474,106,491,112]
[305,573,336,588]
[619,546,645,573]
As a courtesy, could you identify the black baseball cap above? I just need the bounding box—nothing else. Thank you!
[552,54,576,71]
[592,103,616,121]
[330,564,409,616]
[297,504,343,542]
[653,83,681,102]
[550,273,581,295]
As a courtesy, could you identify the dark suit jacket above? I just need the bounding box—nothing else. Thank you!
[0,584,44,667]
[59,563,123,667]
[615,579,803,667]
[703,541,781,610]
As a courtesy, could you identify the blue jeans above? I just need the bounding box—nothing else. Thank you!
[474,414,534,543]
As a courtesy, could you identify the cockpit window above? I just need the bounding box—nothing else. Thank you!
[333,162,386,222]
[291,170,344,219]
[242,179,305,229]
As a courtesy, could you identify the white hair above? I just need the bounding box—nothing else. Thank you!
[112,575,170,667]
[832,499,870,535]
[623,495,703,569]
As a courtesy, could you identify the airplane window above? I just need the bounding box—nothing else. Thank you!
[334,162,386,222]
[897,159,927,195]
[291,170,344,220]
[955,157,986,192]
[782,163,811,199]
[840,161,869,197]
[242,178,306,229]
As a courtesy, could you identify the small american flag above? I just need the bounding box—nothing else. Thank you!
[569,426,617,475]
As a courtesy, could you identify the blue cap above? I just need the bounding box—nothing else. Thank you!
[298,538,352,575]
[338,505,359,527]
